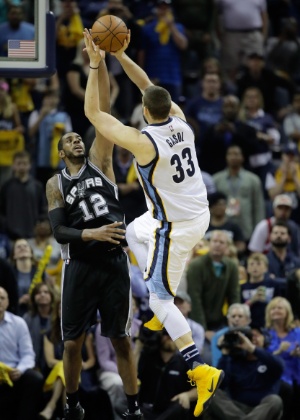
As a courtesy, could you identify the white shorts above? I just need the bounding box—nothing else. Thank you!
[133,210,210,300]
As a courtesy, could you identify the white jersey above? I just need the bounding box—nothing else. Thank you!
[136,116,208,222]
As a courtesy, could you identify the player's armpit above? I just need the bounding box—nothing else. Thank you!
[46,175,64,211]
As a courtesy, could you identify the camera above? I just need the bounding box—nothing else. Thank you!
[220,326,253,351]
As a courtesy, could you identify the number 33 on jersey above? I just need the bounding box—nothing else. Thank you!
[136,116,208,223]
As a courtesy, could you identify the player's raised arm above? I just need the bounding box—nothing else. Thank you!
[112,32,186,121]
[111,31,153,94]
[83,29,151,161]
[89,48,115,180]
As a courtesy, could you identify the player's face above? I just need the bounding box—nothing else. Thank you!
[61,133,86,162]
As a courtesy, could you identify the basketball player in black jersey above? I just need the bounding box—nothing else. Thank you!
[46,55,142,420]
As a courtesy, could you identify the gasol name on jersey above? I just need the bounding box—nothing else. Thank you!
[66,177,103,204]
[166,131,184,148]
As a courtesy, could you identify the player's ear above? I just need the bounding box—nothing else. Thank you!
[59,149,65,159]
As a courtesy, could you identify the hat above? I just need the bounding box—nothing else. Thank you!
[282,143,299,155]
[248,52,264,60]
[273,194,292,208]
[175,291,191,304]
[0,81,9,92]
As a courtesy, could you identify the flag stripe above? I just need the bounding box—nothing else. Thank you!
[8,40,36,58]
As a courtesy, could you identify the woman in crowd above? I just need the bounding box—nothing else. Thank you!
[266,297,300,420]
[11,238,44,316]
[0,79,24,187]
[23,282,55,374]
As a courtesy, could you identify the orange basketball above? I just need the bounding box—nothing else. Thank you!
[91,15,128,53]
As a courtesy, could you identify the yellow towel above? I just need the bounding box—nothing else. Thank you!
[50,123,65,169]
[155,17,171,45]
[43,361,65,392]
[0,362,14,387]
[0,130,24,166]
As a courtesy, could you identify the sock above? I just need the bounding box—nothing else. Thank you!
[66,390,79,408]
[126,393,140,414]
[180,342,204,370]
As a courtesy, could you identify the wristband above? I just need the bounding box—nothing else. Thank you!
[89,65,99,69]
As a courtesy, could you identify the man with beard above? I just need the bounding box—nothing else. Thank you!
[266,221,300,278]
[45,56,141,419]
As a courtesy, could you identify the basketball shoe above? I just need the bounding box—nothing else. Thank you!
[144,315,163,331]
[63,402,85,419]
[122,409,143,419]
[187,364,224,417]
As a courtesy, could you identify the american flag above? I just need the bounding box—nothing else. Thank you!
[8,40,35,58]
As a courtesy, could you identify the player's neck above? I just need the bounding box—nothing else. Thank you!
[66,160,85,176]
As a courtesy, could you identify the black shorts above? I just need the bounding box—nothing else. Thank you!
[61,248,131,341]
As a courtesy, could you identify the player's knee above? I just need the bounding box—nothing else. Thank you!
[64,339,82,358]
[111,336,131,358]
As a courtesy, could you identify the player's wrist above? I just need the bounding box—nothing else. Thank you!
[82,229,93,241]
[90,63,100,69]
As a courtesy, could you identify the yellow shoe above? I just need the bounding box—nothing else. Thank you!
[187,364,224,417]
[144,315,164,331]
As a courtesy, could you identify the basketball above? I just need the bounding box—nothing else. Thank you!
[91,15,128,53]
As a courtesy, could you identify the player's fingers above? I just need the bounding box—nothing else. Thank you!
[108,238,120,244]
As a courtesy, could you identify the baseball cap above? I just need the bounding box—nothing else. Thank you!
[273,194,292,208]
[175,291,191,304]
[282,143,299,155]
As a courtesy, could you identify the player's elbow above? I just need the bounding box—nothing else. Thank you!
[52,226,68,244]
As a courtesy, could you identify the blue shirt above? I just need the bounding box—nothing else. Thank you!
[267,327,300,386]
[141,20,185,86]
[0,311,35,372]
[218,347,283,406]
[241,277,282,327]
[267,249,300,278]
[0,21,35,56]
[185,96,223,147]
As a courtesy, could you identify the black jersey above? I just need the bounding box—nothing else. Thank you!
[58,159,125,261]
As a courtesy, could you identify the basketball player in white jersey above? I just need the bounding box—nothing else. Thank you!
[83,29,224,417]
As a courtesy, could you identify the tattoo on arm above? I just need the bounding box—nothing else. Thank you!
[46,176,65,211]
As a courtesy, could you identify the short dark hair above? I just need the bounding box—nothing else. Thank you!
[13,150,31,162]
[271,220,291,235]
[208,191,227,207]
[143,86,171,120]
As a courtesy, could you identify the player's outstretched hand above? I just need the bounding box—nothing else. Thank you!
[91,221,126,244]
[83,28,102,68]
[110,30,131,59]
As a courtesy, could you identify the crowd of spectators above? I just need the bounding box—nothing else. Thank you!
[1,0,300,419]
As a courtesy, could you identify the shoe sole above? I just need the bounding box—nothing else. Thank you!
[202,370,225,413]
